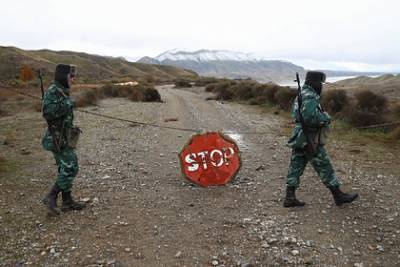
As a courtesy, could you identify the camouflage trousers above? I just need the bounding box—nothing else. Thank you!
[52,147,79,192]
[286,146,341,188]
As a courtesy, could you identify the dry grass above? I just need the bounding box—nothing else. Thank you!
[3,131,17,146]
[392,104,400,119]
[0,107,8,117]
[389,127,400,140]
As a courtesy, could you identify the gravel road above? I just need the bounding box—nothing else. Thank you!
[0,85,399,266]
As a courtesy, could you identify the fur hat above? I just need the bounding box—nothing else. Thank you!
[305,71,326,83]
[54,64,77,88]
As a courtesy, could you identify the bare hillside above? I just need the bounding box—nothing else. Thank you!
[328,74,400,100]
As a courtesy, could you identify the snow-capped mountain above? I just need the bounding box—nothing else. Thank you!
[155,49,258,62]
[138,49,305,83]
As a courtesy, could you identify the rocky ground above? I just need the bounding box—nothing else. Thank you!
[0,85,399,266]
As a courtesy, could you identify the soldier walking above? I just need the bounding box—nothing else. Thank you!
[284,71,358,207]
[41,64,86,215]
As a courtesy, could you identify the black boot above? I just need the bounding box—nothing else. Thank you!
[283,186,305,207]
[61,191,86,212]
[42,184,61,216]
[328,186,358,206]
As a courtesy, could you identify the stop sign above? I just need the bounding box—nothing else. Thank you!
[179,132,241,187]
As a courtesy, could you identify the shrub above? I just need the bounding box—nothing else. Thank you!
[74,83,162,107]
[75,89,99,107]
[209,80,236,100]
[119,86,135,98]
[128,88,144,101]
[216,87,234,100]
[205,83,216,92]
[343,90,388,127]
[142,87,161,102]
[321,89,349,115]
[194,77,219,86]
[263,85,279,103]
[355,90,387,114]
[274,87,297,110]
[174,79,192,88]
[232,81,257,100]
[100,84,120,98]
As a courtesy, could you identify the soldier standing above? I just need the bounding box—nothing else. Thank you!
[284,71,358,207]
[42,64,86,215]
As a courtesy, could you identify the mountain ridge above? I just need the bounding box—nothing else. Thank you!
[138,49,388,83]
[0,46,198,84]
[139,49,306,82]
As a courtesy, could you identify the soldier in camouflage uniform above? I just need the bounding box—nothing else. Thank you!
[42,64,86,215]
[284,71,358,207]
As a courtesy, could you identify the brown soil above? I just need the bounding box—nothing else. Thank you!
[0,85,399,266]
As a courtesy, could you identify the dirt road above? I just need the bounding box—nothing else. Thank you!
[0,85,399,266]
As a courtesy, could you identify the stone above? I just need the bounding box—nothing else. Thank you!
[80,197,91,203]
[267,238,278,244]
[261,242,270,248]
[174,251,182,258]
[211,259,219,266]
[304,257,313,265]
[291,249,300,256]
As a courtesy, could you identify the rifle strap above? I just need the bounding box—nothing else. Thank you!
[56,87,68,98]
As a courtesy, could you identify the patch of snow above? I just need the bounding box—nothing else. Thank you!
[156,49,258,62]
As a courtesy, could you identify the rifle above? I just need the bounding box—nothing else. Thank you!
[38,70,61,153]
[38,69,45,100]
[295,72,317,156]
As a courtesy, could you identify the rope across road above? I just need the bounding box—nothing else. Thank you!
[1,84,400,133]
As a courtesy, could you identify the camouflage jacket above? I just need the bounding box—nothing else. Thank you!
[42,81,74,151]
[287,84,331,149]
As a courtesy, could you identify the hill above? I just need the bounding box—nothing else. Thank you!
[0,46,198,84]
[330,74,400,99]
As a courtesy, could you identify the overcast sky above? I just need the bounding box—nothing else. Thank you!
[1,0,399,72]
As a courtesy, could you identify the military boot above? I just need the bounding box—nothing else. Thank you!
[61,191,86,211]
[328,186,358,206]
[42,184,61,216]
[283,186,305,207]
